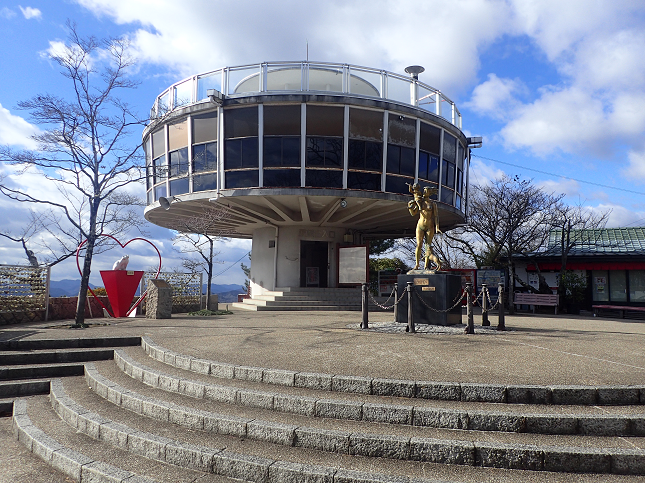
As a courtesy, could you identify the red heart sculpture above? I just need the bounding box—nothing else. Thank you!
[76,234,162,318]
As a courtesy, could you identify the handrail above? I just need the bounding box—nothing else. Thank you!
[149,61,462,129]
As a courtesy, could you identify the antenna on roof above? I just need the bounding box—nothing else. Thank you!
[306,40,309,62]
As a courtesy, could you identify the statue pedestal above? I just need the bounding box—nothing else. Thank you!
[396,272,462,326]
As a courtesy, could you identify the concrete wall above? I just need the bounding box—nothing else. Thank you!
[250,225,344,296]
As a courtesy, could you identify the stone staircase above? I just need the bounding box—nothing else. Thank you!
[233,287,392,312]
[6,335,645,482]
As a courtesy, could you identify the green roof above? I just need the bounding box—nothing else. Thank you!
[545,227,645,256]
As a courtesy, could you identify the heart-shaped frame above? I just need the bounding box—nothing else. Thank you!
[76,234,162,318]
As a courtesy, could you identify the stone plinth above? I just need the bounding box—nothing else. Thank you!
[146,279,172,319]
[396,272,462,326]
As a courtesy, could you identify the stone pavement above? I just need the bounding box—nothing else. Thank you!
[1,308,643,387]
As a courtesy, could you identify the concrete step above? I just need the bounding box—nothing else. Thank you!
[140,336,645,407]
[0,347,115,365]
[113,348,645,438]
[50,375,639,481]
[50,376,476,482]
[0,362,85,381]
[0,336,141,351]
[0,378,50,398]
[232,303,362,311]
[14,395,230,482]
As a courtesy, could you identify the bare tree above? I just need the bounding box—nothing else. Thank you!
[0,22,149,327]
[171,206,231,310]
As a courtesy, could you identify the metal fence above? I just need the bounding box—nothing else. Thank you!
[0,264,50,323]
[140,271,203,313]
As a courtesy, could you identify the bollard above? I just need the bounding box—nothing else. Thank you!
[361,283,369,329]
[464,282,474,334]
[406,281,415,333]
[393,283,398,323]
[497,283,506,331]
[481,283,490,326]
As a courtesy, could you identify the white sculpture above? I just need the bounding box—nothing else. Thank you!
[112,255,130,270]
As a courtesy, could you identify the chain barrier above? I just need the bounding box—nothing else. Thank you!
[485,288,502,311]
[367,286,407,310]
[412,288,466,313]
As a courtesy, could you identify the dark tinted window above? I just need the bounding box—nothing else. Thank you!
[349,108,383,142]
[225,138,258,169]
[443,132,456,162]
[419,152,439,182]
[193,173,217,192]
[263,169,301,187]
[225,107,258,138]
[169,177,189,196]
[388,115,415,148]
[348,172,381,191]
[305,169,343,188]
[420,122,440,155]
[264,105,300,135]
[385,175,413,195]
[193,142,217,172]
[193,112,218,143]
[225,170,259,188]
[306,136,342,167]
[306,105,344,136]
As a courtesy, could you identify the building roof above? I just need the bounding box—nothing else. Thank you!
[544,227,645,256]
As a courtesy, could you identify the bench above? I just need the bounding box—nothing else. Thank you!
[592,305,645,319]
[514,293,559,314]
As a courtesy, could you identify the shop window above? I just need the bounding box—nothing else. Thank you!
[629,270,645,302]
[592,271,609,302]
[609,270,627,302]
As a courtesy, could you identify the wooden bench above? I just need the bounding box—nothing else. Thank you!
[514,293,559,314]
[592,305,645,319]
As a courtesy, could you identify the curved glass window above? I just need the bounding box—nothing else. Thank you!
[226,170,259,188]
[154,184,166,201]
[348,140,382,171]
[420,122,440,155]
[224,107,259,188]
[385,175,412,195]
[264,169,301,187]
[264,105,301,172]
[170,177,189,196]
[418,151,439,183]
[305,169,342,188]
[169,147,188,178]
[193,112,218,144]
[152,129,165,159]
[153,155,166,185]
[193,142,217,173]
[386,145,415,177]
[388,115,415,148]
[194,173,217,192]
[168,119,188,152]
[306,137,342,167]
[348,171,381,191]
[441,188,454,205]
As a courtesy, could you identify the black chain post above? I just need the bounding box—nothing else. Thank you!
[465,282,474,334]
[406,281,415,333]
[497,282,506,331]
[481,283,490,326]
[393,282,398,322]
[361,283,369,329]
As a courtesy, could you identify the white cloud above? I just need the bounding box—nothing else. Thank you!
[465,73,526,120]
[0,7,16,19]
[19,6,41,20]
[537,178,581,198]
[0,103,39,150]
[622,150,645,184]
[74,0,513,95]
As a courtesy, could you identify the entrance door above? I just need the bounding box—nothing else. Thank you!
[300,241,328,288]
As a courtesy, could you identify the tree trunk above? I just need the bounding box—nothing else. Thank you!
[206,239,214,311]
[507,258,515,314]
[75,236,94,327]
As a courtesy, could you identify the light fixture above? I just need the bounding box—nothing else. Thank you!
[158,196,182,210]
[340,198,348,208]
[467,136,483,149]
[404,65,425,80]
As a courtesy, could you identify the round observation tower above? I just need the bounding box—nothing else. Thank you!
[143,61,479,296]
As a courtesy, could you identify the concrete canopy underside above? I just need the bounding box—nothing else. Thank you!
[144,188,465,238]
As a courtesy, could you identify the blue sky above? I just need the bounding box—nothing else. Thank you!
[1,0,644,284]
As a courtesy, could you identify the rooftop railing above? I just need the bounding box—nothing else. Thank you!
[150,61,461,129]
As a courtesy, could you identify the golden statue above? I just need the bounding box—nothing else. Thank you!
[407,183,441,270]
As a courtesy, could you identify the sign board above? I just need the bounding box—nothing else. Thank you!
[378,270,398,296]
[338,245,368,285]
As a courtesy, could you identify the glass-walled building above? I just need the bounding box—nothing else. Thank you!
[143,62,479,295]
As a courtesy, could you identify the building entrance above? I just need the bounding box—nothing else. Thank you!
[300,241,329,288]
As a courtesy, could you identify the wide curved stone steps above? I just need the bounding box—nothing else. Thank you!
[9,335,645,482]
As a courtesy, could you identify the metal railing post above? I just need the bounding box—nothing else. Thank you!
[406,281,415,333]
[465,282,474,334]
[481,283,489,326]
[393,283,398,322]
[361,283,369,329]
[498,283,506,331]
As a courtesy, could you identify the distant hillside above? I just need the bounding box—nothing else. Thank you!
[205,283,245,295]
[49,279,98,297]
[217,289,245,304]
